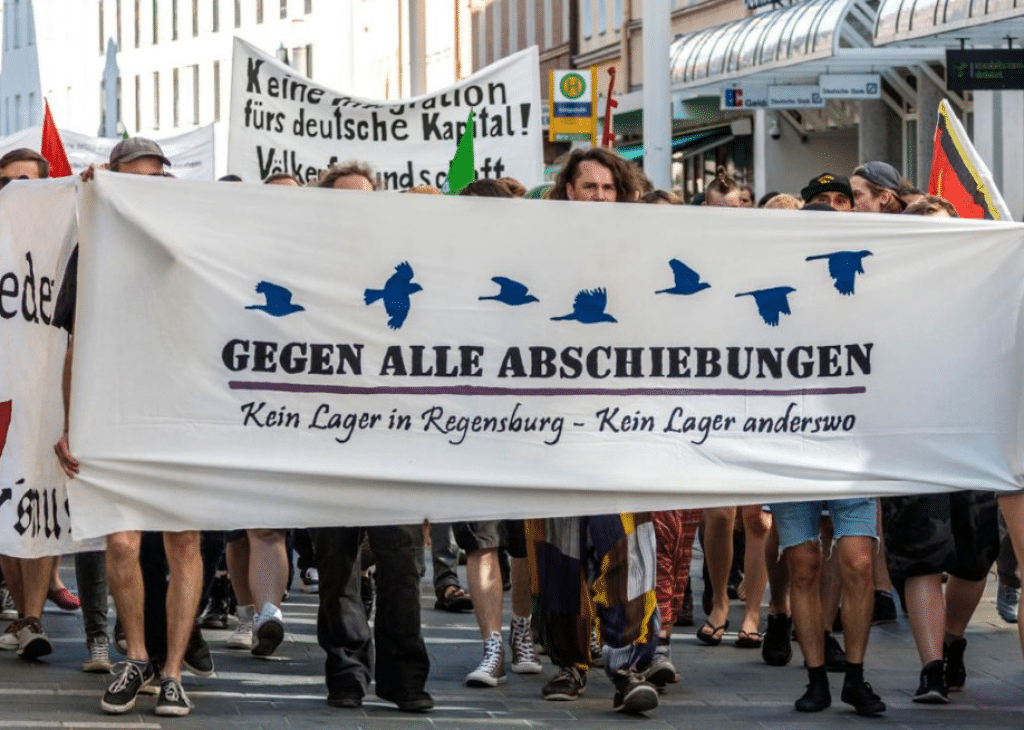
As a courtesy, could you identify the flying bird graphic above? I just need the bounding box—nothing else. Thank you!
[364,261,423,330]
[244,281,305,317]
[656,258,711,295]
[735,287,796,327]
[479,276,539,306]
[805,250,873,296]
[550,288,617,324]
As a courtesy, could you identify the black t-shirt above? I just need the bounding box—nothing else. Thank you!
[52,245,78,334]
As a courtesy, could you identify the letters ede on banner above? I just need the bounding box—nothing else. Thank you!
[0,180,102,557]
[229,38,544,189]
[66,174,1024,539]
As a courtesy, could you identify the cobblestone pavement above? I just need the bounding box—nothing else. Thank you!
[0,553,1020,729]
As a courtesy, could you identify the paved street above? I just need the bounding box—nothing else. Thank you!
[1,552,1022,730]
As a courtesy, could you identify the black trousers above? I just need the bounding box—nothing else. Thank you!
[311,525,430,703]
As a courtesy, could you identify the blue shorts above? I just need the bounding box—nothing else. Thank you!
[771,498,877,550]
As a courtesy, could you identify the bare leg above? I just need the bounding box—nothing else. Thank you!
[819,518,842,630]
[106,531,147,662]
[703,507,736,634]
[247,529,288,610]
[764,522,789,615]
[836,536,874,665]
[998,492,1024,659]
[944,575,986,637]
[225,535,252,607]
[0,555,25,614]
[873,501,893,594]
[466,548,502,637]
[49,558,67,591]
[740,506,770,635]
[787,540,824,666]
[20,556,57,619]
[162,531,202,681]
[904,574,944,665]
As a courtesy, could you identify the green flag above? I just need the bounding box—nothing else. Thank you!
[442,110,475,195]
[123,130,129,140]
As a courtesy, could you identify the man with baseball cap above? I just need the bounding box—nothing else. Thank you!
[800,173,853,212]
[850,161,906,214]
[55,138,210,718]
[107,137,172,170]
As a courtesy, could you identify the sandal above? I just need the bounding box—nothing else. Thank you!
[433,586,473,613]
[696,619,729,646]
[735,629,762,648]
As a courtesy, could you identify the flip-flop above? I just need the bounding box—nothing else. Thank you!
[735,630,762,648]
[696,620,729,646]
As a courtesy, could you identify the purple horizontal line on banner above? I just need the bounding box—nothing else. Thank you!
[228,382,866,397]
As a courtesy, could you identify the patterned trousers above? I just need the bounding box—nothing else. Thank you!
[652,509,702,626]
[525,513,659,676]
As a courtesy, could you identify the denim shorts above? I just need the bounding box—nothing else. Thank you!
[771,498,877,550]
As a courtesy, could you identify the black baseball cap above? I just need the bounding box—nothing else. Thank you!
[801,173,853,204]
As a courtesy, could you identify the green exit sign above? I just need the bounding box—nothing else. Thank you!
[946,49,1024,91]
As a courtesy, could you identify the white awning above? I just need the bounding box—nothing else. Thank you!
[875,0,1024,46]
[670,0,944,96]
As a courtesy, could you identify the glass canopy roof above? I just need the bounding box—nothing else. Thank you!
[874,0,1024,45]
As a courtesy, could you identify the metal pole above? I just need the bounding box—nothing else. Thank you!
[642,0,671,189]
[409,0,427,96]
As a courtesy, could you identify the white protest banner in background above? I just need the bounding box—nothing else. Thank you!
[0,125,216,180]
[67,173,1024,538]
[0,180,102,557]
[228,37,543,189]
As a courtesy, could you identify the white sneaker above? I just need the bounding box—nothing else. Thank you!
[465,632,506,687]
[509,616,542,673]
[82,636,113,673]
[301,567,319,594]
[251,602,284,657]
[0,619,21,651]
[226,605,254,650]
[0,586,16,621]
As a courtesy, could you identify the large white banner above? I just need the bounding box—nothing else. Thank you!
[67,173,1024,538]
[228,38,543,189]
[0,125,216,180]
[0,180,102,556]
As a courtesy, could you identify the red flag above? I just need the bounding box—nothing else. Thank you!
[41,100,72,178]
[0,400,11,465]
[928,99,1011,220]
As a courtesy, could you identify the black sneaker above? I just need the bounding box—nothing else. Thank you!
[541,665,586,701]
[795,674,831,712]
[872,590,898,625]
[327,689,363,708]
[101,660,154,714]
[944,637,967,691]
[824,632,848,673]
[155,677,194,717]
[762,613,792,666]
[913,660,949,704]
[183,626,214,677]
[612,670,658,714]
[840,678,886,716]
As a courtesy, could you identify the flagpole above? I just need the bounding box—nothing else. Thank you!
[642,0,671,189]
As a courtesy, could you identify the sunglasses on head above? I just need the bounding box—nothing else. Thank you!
[0,174,29,189]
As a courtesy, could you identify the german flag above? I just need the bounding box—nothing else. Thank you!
[928,99,1012,220]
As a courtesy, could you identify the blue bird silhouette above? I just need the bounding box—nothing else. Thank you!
[656,259,711,295]
[364,261,423,330]
[551,288,617,324]
[479,276,539,306]
[735,287,796,326]
[244,281,305,317]
[805,250,873,295]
